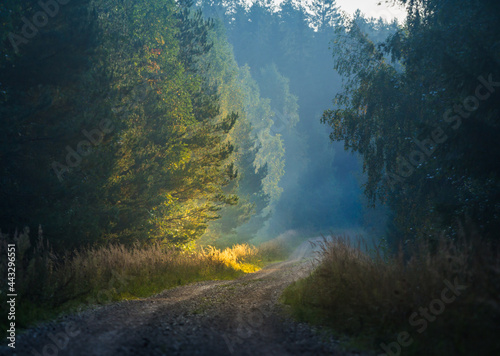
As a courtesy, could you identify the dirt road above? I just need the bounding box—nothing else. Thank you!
[7,239,369,356]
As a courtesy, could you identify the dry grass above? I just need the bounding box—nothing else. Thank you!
[282,231,500,355]
[204,243,260,272]
[255,234,296,262]
[0,228,284,335]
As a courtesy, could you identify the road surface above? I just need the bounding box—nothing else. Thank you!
[7,238,370,356]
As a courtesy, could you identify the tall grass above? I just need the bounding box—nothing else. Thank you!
[282,231,500,355]
[255,233,300,262]
[0,227,287,338]
[204,244,260,272]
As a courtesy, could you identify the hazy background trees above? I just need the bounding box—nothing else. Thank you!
[4,0,495,252]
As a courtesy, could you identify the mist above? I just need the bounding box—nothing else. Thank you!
[197,0,392,245]
[2,1,498,353]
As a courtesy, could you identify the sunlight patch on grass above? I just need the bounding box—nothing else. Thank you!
[0,231,290,338]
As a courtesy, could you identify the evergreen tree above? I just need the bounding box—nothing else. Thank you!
[0,0,242,249]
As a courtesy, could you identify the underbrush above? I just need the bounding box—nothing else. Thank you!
[253,233,300,263]
[282,230,500,355]
[0,228,287,338]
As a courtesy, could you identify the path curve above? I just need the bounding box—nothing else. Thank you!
[7,238,369,356]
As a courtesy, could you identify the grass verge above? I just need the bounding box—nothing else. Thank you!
[0,228,288,340]
[281,231,500,355]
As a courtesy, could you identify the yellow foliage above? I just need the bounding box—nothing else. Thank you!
[202,243,260,272]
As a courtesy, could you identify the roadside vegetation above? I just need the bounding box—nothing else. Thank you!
[0,228,289,339]
[282,228,500,355]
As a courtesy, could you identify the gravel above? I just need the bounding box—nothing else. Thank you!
[3,239,373,356]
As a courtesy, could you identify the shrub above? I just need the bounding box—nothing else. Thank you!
[282,231,500,355]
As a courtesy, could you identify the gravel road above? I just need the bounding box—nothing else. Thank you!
[5,239,371,356]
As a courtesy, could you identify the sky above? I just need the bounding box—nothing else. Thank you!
[237,0,407,22]
[335,0,406,22]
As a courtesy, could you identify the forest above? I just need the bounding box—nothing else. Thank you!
[1,0,499,355]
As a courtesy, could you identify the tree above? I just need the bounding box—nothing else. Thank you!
[322,0,500,244]
[0,0,242,249]
[307,0,341,31]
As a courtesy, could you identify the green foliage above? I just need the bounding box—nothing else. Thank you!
[323,2,500,244]
[199,0,367,238]
[282,234,500,355]
[0,0,242,248]
[306,0,341,30]
[196,20,293,245]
